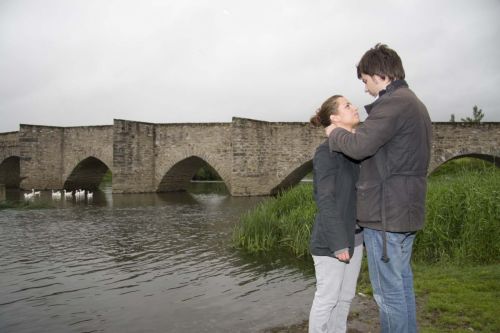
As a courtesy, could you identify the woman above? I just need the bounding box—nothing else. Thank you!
[308,95,363,333]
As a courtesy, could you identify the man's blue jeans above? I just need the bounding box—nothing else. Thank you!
[364,228,417,333]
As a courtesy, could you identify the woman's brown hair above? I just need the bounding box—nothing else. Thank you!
[309,95,343,128]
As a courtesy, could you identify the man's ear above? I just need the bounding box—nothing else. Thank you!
[373,74,390,85]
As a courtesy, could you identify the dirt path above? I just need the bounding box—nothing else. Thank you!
[261,293,380,333]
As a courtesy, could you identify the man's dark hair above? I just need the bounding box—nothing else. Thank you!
[356,43,405,81]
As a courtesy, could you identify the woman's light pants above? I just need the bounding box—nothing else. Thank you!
[309,244,363,333]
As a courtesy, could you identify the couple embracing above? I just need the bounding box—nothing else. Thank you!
[308,44,432,333]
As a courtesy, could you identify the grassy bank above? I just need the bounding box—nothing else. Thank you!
[234,158,500,264]
[233,158,500,331]
[414,263,500,332]
[357,261,500,332]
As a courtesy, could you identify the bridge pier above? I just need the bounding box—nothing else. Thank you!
[18,125,65,190]
[112,120,156,193]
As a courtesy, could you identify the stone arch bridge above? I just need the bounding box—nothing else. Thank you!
[0,118,498,196]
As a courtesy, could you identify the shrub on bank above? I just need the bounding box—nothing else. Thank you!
[234,159,500,264]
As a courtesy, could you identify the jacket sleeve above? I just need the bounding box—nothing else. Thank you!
[314,148,350,253]
[328,98,402,160]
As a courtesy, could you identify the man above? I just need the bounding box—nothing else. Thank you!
[325,43,432,333]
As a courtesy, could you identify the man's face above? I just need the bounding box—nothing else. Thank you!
[360,73,381,97]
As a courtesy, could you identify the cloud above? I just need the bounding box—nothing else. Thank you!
[0,0,499,132]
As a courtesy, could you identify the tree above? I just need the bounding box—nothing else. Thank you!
[449,114,455,122]
[461,105,484,123]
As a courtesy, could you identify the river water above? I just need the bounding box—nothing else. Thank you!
[0,183,316,333]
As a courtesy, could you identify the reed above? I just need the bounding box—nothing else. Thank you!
[233,158,500,265]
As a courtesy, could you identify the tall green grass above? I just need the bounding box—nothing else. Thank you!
[233,158,500,264]
[233,183,316,257]
[415,159,500,264]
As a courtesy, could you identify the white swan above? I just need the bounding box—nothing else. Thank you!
[64,189,73,199]
[24,191,34,200]
[51,190,61,200]
[77,189,85,200]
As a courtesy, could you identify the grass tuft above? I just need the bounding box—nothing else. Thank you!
[233,184,316,258]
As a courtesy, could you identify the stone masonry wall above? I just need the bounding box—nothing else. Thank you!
[271,121,324,193]
[154,122,232,192]
[62,126,113,182]
[230,118,276,195]
[0,131,19,163]
[230,118,325,195]
[19,125,65,190]
[113,120,156,193]
[0,120,499,195]
[430,122,500,172]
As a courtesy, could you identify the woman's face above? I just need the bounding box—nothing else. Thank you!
[331,97,360,128]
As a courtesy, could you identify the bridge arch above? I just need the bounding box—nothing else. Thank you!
[270,160,313,195]
[0,156,21,188]
[63,156,111,190]
[157,155,228,192]
[448,153,499,166]
[430,152,499,174]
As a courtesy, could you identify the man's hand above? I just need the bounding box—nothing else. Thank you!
[325,123,337,137]
[335,250,350,262]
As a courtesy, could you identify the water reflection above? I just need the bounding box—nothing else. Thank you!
[0,183,315,333]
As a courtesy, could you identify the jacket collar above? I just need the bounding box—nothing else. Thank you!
[365,79,408,114]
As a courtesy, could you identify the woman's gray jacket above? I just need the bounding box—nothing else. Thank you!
[309,140,361,258]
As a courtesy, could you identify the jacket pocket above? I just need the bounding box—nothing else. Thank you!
[356,181,381,222]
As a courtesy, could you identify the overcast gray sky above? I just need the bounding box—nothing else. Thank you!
[1,0,499,132]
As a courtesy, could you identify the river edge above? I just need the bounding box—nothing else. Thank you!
[261,293,381,333]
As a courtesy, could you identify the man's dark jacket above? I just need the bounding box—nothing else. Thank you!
[310,141,360,258]
[328,80,432,232]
